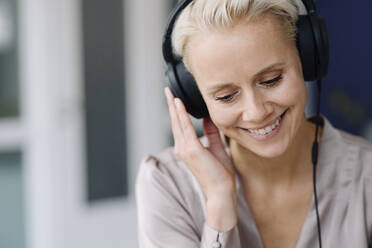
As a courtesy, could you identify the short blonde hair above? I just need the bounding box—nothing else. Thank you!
[172,0,302,65]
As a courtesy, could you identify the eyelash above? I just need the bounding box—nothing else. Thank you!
[215,91,239,102]
[260,74,283,88]
[214,74,283,103]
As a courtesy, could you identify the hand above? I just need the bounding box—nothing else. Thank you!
[164,87,237,231]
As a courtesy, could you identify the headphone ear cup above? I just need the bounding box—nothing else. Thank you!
[310,15,330,79]
[166,63,185,101]
[166,60,209,119]
[296,15,318,81]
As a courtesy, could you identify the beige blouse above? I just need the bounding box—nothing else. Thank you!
[135,117,372,247]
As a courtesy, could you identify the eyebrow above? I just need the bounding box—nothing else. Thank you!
[206,62,286,94]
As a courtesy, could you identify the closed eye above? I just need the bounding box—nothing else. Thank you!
[215,91,238,102]
[214,74,282,103]
[260,74,283,88]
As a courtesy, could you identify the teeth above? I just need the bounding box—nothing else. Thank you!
[248,116,281,135]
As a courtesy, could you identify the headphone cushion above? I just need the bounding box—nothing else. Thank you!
[167,60,209,118]
[310,15,330,78]
[296,15,318,81]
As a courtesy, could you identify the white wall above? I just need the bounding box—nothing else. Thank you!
[19,0,170,247]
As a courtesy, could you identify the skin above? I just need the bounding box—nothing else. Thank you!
[165,14,322,248]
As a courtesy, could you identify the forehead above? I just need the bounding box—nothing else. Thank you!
[186,15,296,85]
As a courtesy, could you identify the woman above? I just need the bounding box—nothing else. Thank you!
[136,0,372,247]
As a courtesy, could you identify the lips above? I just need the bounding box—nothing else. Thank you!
[246,109,288,131]
[239,108,288,140]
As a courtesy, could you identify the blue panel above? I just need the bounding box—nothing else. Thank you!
[316,0,372,138]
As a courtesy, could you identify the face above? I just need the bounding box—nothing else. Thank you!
[187,15,307,158]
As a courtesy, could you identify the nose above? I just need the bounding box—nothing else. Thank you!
[241,91,272,123]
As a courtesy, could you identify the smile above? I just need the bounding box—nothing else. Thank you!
[240,109,288,140]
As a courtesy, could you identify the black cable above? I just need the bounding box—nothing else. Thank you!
[311,79,323,248]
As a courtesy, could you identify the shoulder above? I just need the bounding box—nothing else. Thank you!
[136,146,205,208]
[337,129,372,175]
[336,129,372,236]
[321,117,372,175]
[137,147,181,182]
[325,123,372,204]
[137,147,192,189]
[319,118,372,199]
[135,148,207,244]
[338,130,372,196]
[136,136,211,192]
[339,127,372,151]
[320,120,372,234]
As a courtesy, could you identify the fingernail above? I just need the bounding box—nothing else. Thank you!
[164,88,172,101]
[174,98,181,109]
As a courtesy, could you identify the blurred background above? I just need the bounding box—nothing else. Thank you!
[0,0,371,247]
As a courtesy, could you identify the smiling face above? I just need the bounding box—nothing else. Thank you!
[186,15,308,158]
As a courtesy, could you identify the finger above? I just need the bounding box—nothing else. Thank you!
[174,98,202,148]
[164,87,184,142]
[203,117,223,148]
[202,118,231,163]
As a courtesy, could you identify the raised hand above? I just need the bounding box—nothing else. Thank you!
[164,87,238,231]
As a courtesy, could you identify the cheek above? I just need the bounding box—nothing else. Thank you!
[275,77,307,109]
[206,101,239,129]
[289,80,307,108]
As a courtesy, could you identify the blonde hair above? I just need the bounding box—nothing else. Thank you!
[172,0,303,64]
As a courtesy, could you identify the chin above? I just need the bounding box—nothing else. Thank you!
[237,136,291,159]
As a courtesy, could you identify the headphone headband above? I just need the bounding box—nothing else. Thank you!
[301,0,316,13]
[162,0,192,63]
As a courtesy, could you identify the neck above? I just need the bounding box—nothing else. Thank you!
[229,117,320,191]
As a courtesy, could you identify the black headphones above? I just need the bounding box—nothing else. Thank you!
[162,0,329,119]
